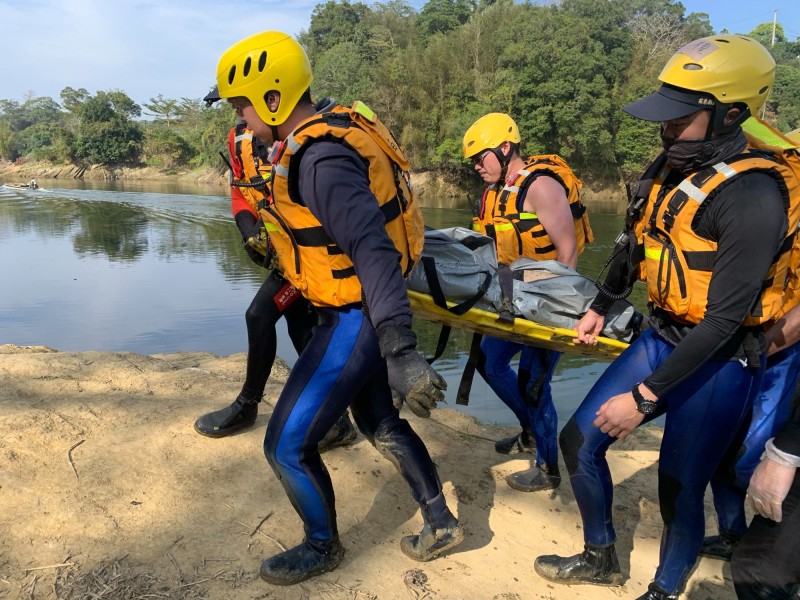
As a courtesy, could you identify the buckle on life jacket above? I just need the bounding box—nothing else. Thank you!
[742,330,762,369]
[323,112,353,129]
[268,140,287,165]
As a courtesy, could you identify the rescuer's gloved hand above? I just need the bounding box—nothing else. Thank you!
[243,241,269,268]
[236,212,272,268]
[378,324,446,418]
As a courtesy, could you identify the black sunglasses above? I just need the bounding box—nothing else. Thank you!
[471,150,492,167]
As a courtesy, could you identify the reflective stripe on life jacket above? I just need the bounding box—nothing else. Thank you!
[261,101,424,308]
[471,154,593,264]
[635,135,800,326]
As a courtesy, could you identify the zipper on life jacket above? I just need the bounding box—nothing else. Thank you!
[647,230,687,302]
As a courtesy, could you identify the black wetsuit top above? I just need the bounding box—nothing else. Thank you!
[296,140,412,335]
[592,170,787,398]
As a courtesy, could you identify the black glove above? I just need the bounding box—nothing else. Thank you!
[378,325,446,418]
[235,212,271,268]
[244,242,269,268]
[235,211,258,240]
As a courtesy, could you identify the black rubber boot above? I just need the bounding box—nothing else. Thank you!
[318,412,358,452]
[534,542,623,586]
[635,582,679,600]
[698,531,740,562]
[259,538,344,586]
[400,493,465,562]
[494,428,535,455]
[506,463,561,492]
[194,395,258,438]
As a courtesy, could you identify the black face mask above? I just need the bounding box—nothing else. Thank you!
[660,128,747,174]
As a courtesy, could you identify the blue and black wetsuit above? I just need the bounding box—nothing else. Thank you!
[562,170,787,594]
[479,338,560,468]
[264,140,449,550]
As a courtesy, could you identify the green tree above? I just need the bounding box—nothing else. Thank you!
[60,87,89,113]
[4,0,770,190]
[490,0,632,180]
[191,102,236,169]
[767,64,800,131]
[0,121,17,160]
[749,22,785,46]
[611,0,711,181]
[142,124,193,168]
[174,98,206,130]
[313,41,373,104]
[143,94,179,126]
[299,0,372,61]
[0,96,66,161]
[72,91,143,164]
[417,0,475,37]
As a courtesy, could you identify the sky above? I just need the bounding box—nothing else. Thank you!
[0,0,798,108]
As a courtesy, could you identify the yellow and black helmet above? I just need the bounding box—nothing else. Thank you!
[216,31,312,127]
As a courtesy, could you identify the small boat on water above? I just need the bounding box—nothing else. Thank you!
[3,179,38,190]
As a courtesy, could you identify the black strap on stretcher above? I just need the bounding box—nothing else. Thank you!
[419,256,494,405]
[419,257,519,406]
[456,331,483,405]
[420,255,493,362]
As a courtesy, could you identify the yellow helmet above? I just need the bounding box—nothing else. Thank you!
[216,31,312,127]
[659,35,775,116]
[463,113,520,159]
[625,35,775,123]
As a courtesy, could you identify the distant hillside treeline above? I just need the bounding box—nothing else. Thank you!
[2,0,799,188]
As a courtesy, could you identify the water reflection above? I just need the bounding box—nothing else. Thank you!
[0,182,639,428]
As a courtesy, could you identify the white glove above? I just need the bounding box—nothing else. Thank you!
[746,439,798,523]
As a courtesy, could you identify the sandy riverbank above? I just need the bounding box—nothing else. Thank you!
[0,344,736,599]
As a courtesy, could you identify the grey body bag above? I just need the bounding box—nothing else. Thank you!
[406,227,501,313]
[508,258,641,342]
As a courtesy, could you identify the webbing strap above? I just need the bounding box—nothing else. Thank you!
[456,333,483,406]
[289,196,403,248]
[420,256,492,315]
[497,264,516,325]
[425,325,452,366]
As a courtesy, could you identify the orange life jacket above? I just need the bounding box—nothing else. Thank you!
[260,101,424,308]
[230,122,271,214]
[634,132,800,326]
[471,155,593,264]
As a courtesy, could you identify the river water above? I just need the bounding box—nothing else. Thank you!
[0,178,644,427]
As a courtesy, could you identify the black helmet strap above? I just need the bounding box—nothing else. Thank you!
[492,143,514,184]
[708,102,751,138]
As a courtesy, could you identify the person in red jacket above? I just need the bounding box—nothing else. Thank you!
[194,87,356,448]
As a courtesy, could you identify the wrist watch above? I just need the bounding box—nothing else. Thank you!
[631,384,657,415]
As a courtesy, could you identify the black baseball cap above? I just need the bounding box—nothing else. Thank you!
[203,86,221,107]
[623,84,716,122]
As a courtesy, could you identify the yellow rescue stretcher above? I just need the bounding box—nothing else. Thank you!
[408,290,628,360]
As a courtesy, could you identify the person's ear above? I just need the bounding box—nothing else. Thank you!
[266,91,281,113]
[724,107,742,125]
